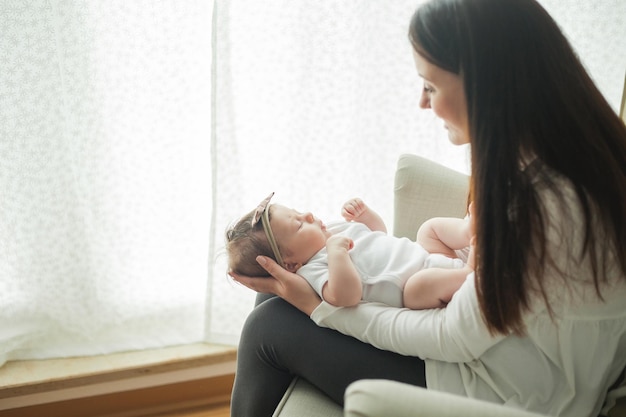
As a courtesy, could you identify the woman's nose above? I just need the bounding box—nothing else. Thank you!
[419,91,430,109]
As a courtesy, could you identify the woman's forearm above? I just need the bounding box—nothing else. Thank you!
[311,274,503,361]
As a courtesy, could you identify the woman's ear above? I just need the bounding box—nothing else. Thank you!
[284,261,302,272]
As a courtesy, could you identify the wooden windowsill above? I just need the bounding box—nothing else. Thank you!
[0,343,237,411]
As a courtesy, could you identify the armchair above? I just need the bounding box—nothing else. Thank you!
[271,154,624,417]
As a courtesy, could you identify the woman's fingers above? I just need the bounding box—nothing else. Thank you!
[231,272,278,294]
[231,256,323,316]
[255,256,287,279]
[257,256,323,316]
[229,256,293,295]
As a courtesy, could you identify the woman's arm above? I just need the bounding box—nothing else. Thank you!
[312,273,505,362]
[232,257,502,362]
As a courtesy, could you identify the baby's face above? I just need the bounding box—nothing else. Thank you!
[270,204,330,271]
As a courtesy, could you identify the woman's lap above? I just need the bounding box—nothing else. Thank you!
[230,295,426,417]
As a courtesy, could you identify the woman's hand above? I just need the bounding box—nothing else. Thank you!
[230,256,322,316]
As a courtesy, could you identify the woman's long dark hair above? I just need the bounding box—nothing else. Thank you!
[409,0,626,335]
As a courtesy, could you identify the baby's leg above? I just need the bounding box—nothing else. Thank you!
[424,253,464,269]
[403,266,472,310]
[417,217,471,257]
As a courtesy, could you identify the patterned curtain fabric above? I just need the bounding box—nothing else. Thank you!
[0,0,624,364]
[0,1,213,364]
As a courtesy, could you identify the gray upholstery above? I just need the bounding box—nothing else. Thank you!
[393,154,469,240]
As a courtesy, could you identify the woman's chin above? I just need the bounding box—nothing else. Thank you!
[447,130,470,146]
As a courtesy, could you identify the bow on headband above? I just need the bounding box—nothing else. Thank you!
[251,192,285,268]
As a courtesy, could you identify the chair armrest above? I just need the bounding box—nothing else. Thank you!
[394,154,469,240]
[345,380,548,417]
[273,378,342,417]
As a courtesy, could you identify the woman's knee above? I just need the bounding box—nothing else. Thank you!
[240,297,283,348]
[239,297,306,355]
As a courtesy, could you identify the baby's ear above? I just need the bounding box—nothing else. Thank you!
[284,261,302,272]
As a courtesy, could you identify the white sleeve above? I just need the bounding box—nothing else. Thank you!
[298,262,329,300]
[311,273,505,362]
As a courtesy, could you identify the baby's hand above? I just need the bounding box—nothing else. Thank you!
[326,235,354,253]
[342,198,368,222]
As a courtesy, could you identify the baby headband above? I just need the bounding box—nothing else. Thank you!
[251,192,285,268]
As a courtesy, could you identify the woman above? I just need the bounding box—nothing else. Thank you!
[230,0,626,416]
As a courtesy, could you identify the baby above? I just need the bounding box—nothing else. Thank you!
[226,193,474,309]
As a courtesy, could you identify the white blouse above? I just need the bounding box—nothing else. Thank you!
[311,169,626,417]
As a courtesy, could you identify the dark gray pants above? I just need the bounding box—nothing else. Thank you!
[230,294,427,417]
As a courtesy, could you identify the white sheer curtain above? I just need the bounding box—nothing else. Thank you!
[1,0,624,364]
[0,0,213,365]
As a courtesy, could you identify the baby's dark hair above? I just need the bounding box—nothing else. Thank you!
[225,207,276,277]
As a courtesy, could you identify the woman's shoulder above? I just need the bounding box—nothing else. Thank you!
[525,159,571,191]
[524,160,581,218]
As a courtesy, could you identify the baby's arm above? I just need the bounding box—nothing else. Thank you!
[323,235,362,307]
[342,198,387,233]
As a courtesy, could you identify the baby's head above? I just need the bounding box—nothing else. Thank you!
[226,193,330,276]
[225,207,276,277]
